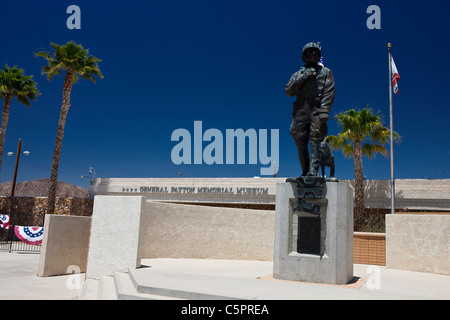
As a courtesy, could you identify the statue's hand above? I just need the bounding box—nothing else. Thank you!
[296,68,316,82]
[295,68,308,81]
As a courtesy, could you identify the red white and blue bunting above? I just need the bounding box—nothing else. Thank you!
[0,214,12,230]
[14,226,44,245]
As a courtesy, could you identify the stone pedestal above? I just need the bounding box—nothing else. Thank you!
[273,182,353,285]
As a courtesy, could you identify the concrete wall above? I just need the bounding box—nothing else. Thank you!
[141,201,275,260]
[40,197,274,278]
[386,214,450,275]
[38,214,91,277]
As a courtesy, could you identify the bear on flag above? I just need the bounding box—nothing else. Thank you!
[0,214,12,230]
[391,56,400,94]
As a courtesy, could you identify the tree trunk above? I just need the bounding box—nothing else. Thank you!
[353,139,365,230]
[47,70,73,215]
[0,92,12,177]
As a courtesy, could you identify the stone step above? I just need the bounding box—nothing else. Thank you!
[79,278,99,300]
[114,272,184,300]
[98,275,117,300]
[128,268,247,300]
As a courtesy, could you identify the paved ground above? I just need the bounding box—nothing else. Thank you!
[0,252,81,300]
[136,258,450,300]
[1,251,450,300]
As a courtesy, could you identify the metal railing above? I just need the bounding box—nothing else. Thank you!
[0,213,42,252]
[0,226,42,253]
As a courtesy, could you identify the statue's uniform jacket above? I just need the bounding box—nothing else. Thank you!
[285,64,335,144]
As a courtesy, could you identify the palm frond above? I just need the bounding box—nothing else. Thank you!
[328,106,399,160]
[0,64,40,106]
[34,51,53,61]
[362,143,388,159]
[36,41,103,84]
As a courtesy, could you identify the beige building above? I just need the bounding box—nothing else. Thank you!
[89,177,450,211]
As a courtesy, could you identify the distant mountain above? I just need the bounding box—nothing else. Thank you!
[0,178,89,198]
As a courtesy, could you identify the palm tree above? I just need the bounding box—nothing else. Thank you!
[35,41,103,215]
[326,107,399,229]
[0,64,40,176]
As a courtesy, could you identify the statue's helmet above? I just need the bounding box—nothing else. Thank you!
[302,42,322,64]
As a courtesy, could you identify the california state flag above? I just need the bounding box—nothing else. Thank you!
[391,56,400,94]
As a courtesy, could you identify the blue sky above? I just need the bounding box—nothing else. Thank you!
[0,0,449,189]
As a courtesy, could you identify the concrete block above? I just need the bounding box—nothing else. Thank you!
[273,182,353,285]
[386,214,450,275]
[86,196,145,279]
[38,214,91,277]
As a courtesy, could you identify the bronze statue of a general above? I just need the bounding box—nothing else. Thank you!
[285,42,335,178]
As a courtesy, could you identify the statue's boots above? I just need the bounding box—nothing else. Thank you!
[297,143,310,177]
[286,139,311,182]
[307,143,321,177]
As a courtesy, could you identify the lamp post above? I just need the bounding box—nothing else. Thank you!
[7,138,31,197]
[81,167,96,185]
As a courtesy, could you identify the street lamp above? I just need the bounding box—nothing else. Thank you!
[7,138,31,197]
[81,167,96,184]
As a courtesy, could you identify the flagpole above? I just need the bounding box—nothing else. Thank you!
[388,43,395,214]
